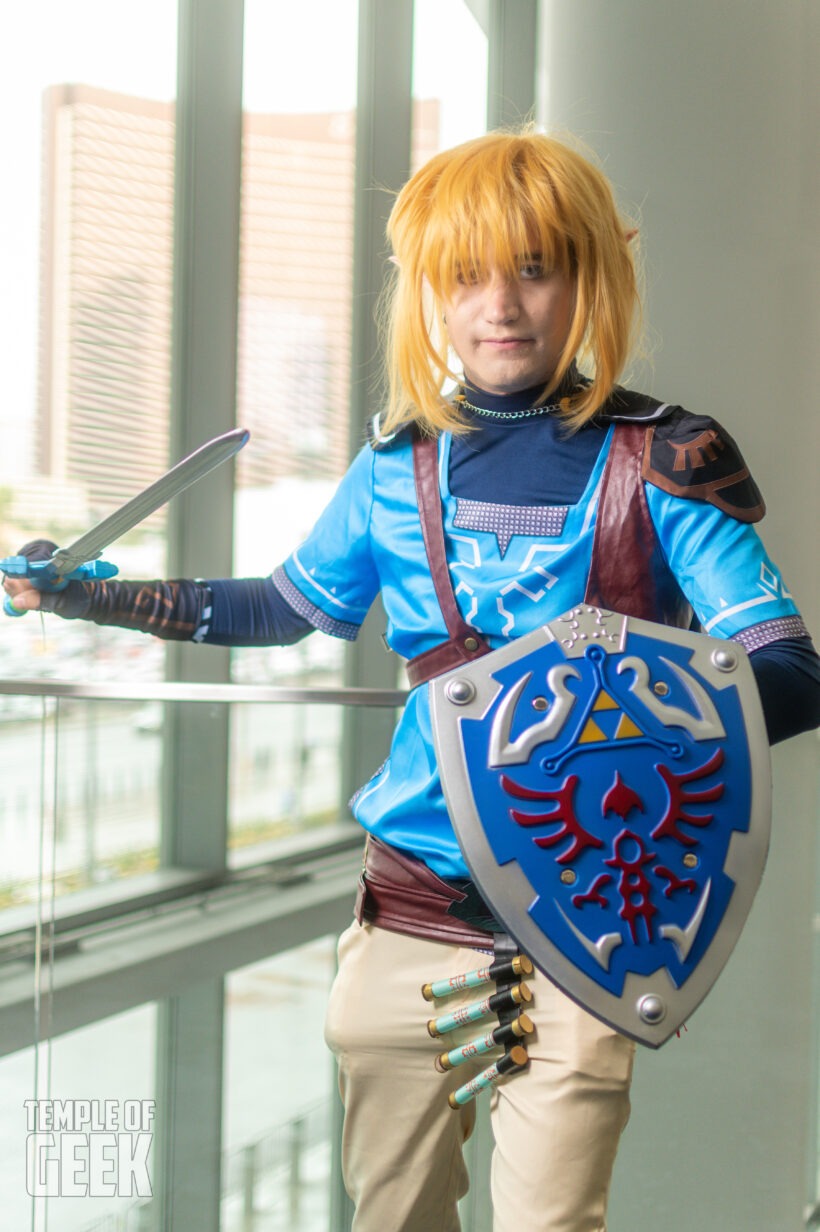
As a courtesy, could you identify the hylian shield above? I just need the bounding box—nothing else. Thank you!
[430,605,771,1047]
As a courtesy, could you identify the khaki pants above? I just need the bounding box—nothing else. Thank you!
[325,921,635,1232]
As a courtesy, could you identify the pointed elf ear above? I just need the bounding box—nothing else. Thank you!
[388,255,401,267]
[624,228,639,244]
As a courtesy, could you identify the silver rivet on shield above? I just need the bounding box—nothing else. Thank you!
[637,994,667,1025]
[445,678,476,705]
[711,647,738,672]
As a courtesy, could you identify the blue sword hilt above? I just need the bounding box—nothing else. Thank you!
[1,540,118,617]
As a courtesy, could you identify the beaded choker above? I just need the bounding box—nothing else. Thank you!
[458,395,561,421]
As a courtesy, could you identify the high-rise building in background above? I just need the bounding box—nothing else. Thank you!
[38,85,174,517]
[36,84,439,521]
[237,108,356,488]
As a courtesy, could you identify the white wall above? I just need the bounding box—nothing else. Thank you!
[538,4,819,1228]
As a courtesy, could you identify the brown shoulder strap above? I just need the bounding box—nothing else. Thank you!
[406,434,491,688]
[584,422,690,624]
[409,422,688,689]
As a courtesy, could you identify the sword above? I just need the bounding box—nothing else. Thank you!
[1,427,250,615]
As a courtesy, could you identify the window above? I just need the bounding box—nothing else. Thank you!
[412,0,488,166]
[0,1,177,905]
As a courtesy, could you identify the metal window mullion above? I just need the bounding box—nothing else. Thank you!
[155,6,245,1225]
[486,0,537,129]
[153,980,225,1232]
[163,0,245,872]
[340,0,413,808]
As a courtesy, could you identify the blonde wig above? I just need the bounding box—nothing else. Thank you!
[379,129,641,436]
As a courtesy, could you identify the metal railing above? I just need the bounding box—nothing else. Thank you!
[0,678,408,707]
[0,675,403,1056]
[0,676,407,946]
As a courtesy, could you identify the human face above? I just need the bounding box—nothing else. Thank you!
[442,261,575,396]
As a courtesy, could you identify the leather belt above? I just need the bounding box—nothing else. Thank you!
[355,835,498,950]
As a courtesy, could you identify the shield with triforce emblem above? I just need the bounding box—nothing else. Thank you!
[430,606,771,1046]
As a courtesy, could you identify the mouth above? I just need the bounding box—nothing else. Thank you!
[481,337,532,349]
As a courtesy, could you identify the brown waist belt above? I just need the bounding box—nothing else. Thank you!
[355,835,498,950]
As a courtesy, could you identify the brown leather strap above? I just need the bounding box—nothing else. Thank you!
[408,421,687,689]
[584,423,660,621]
[406,434,492,688]
[585,422,692,627]
[354,835,496,949]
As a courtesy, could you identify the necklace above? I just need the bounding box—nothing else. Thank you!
[458,395,561,421]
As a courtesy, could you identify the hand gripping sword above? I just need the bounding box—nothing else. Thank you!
[1,428,250,616]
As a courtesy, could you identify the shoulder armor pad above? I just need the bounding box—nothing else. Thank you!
[367,413,414,452]
[641,407,765,523]
[601,388,676,423]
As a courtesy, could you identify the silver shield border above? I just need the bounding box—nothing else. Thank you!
[430,607,772,1047]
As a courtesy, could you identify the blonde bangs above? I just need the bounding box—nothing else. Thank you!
[380,130,641,437]
[422,156,573,302]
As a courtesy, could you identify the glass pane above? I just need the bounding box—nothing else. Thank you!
[0,1,176,909]
[412,0,488,167]
[0,697,162,910]
[237,0,358,489]
[1,1004,156,1231]
[0,1,177,685]
[222,937,338,1229]
[229,702,343,860]
[231,0,359,694]
[230,1,359,850]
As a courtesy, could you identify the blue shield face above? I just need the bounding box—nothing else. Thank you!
[431,607,771,1046]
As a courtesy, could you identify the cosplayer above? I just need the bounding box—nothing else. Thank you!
[5,131,820,1231]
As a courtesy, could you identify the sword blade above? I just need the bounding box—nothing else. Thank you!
[50,428,249,575]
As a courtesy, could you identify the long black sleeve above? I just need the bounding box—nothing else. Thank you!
[748,636,820,744]
[43,574,314,646]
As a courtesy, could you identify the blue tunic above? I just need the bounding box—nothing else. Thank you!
[273,422,803,878]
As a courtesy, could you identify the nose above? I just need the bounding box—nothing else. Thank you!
[483,273,520,324]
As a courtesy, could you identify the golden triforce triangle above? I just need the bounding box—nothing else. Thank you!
[578,688,645,743]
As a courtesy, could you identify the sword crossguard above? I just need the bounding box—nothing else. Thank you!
[1,547,119,617]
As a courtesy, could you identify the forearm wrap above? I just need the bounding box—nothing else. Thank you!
[42,578,209,641]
